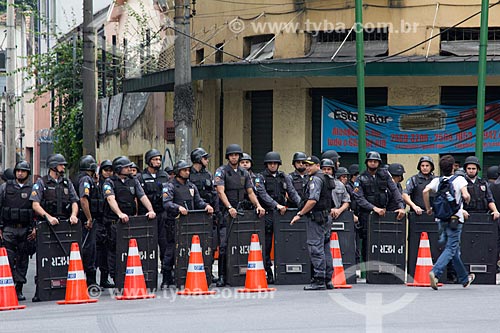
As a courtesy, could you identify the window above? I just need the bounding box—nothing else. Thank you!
[196,48,204,64]
[440,28,500,56]
[215,43,223,63]
[0,51,5,72]
[244,34,275,61]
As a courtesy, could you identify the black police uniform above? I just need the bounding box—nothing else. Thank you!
[95,174,112,286]
[403,172,435,211]
[288,170,308,207]
[0,179,33,298]
[463,176,493,213]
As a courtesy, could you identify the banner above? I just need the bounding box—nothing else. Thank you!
[322,98,500,154]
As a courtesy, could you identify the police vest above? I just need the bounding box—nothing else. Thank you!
[104,176,137,219]
[409,173,434,210]
[464,177,488,212]
[308,171,335,212]
[2,180,33,225]
[346,181,358,214]
[41,175,72,218]
[358,170,389,209]
[139,170,169,213]
[223,164,247,207]
[262,170,287,206]
[190,167,215,204]
[171,178,196,211]
[240,171,256,210]
[77,172,104,217]
[288,171,307,208]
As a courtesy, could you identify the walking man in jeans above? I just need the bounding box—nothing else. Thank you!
[423,154,475,290]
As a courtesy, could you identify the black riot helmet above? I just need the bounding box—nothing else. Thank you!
[365,151,382,165]
[292,152,308,164]
[190,147,210,164]
[241,153,253,163]
[112,156,133,174]
[14,160,31,175]
[320,158,336,169]
[130,162,139,171]
[225,144,243,159]
[263,151,282,165]
[417,156,435,172]
[348,164,359,176]
[388,163,405,176]
[164,165,174,175]
[487,165,499,180]
[145,149,162,166]
[173,160,192,175]
[79,155,97,172]
[100,159,113,172]
[463,156,481,170]
[322,150,341,163]
[335,167,349,178]
[1,168,14,181]
[47,153,68,169]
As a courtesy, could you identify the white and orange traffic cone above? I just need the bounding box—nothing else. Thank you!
[330,232,352,289]
[116,238,156,300]
[177,235,216,296]
[407,232,443,287]
[0,247,26,311]
[237,234,276,293]
[57,242,98,305]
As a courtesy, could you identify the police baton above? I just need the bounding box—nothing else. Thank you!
[44,217,70,257]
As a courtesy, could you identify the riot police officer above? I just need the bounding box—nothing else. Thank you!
[254,151,301,284]
[138,149,170,288]
[130,162,140,178]
[322,150,341,170]
[239,153,258,210]
[214,144,265,287]
[76,155,101,289]
[353,151,405,263]
[290,156,336,290]
[162,160,214,288]
[335,167,350,186]
[0,161,34,301]
[487,165,499,183]
[388,163,405,194]
[102,156,156,282]
[402,156,435,215]
[288,152,309,207]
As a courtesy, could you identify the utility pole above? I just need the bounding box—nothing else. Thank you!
[174,0,194,162]
[82,0,97,156]
[355,0,366,171]
[5,0,16,167]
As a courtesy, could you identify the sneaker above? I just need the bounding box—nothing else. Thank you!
[463,273,475,288]
[429,271,438,290]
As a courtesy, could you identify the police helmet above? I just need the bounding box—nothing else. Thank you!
[173,160,192,175]
[365,151,382,164]
[348,164,359,176]
[417,156,434,172]
[1,168,14,181]
[100,159,113,172]
[164,165,174,175]
[292,152,308,164]
[487,165,499,179]
[463,156,481,170]
[130,162,139,171]
[263,151,282,165]
[320,158,335,169]
[241,153,253,162]
[145,149,162,165]
[321,150,340,163]
[335,167,349,178]
[14,160,31,174]
[79,155,97,172]
[388,163,405,176]
[112,156,133,174]
[225,144,243,159]
[47,153,68,169]
[190,147,210,164]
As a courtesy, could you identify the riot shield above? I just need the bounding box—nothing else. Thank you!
[36,220,82,301]
[226,210,265,287]
[115,216,158,291]
[367,211,406,284]
[331,211,357,285]
[273,208,311,285]
[461,213,497,284]
[175,210,214,288]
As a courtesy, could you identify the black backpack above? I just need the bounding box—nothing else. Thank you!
[432,175,461,221]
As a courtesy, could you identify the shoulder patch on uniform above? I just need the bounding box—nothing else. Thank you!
[309,182,314,190]
[31,191,37,196]
[354,181,359,187]
[103,184,111,191]
[215,170,222,177]
[406,179,411,186]
[33,184,39,190]
[84,182,91,189]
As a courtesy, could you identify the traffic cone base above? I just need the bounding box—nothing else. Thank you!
[57,243,98,305]
[116,239,155,300]
[330,233,352,289]
[177,236,216,296]
[0,248,26,311]
[237,234,276,293]
[407,232,443,288]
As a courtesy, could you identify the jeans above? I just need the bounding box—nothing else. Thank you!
[431,221,469,285]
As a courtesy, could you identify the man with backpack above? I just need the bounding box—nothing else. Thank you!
[423,155,475,290]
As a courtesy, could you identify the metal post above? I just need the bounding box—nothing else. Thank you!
[102,34,107,98]
[355,0,366,171]
[112,35,117,95]
[5,0,16,167]
[476,0,489,174]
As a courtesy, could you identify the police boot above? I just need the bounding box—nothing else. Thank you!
[15,283,26,301]
[325,279,334,290]
[266,268,275,285]
[100,272,115,289]
[87,272,103,292]
[216,257,226,287]
[304,277,326,291]
[161,271,174,290]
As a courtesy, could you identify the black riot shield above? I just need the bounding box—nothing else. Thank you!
[461,213,497,284]
[226,210,265,287]
[115,216,158,291]
[273,208,310,285]
[331,211,357,285]
[36,220,82,301]
[407,212,447,284]
[367,211,407,284]
[175,210,214,288]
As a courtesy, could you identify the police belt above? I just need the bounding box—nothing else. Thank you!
[3,223,29,229]
[2,207,33,223]
[308,210,329,221]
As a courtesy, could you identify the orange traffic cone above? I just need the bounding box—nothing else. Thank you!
[237,234,276,293]
[0,247,26,311]
[57,242,98,304]
[116,238,155,300]
[407,232,443,287]
[177,235,216,296]
[329,232,352,289]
